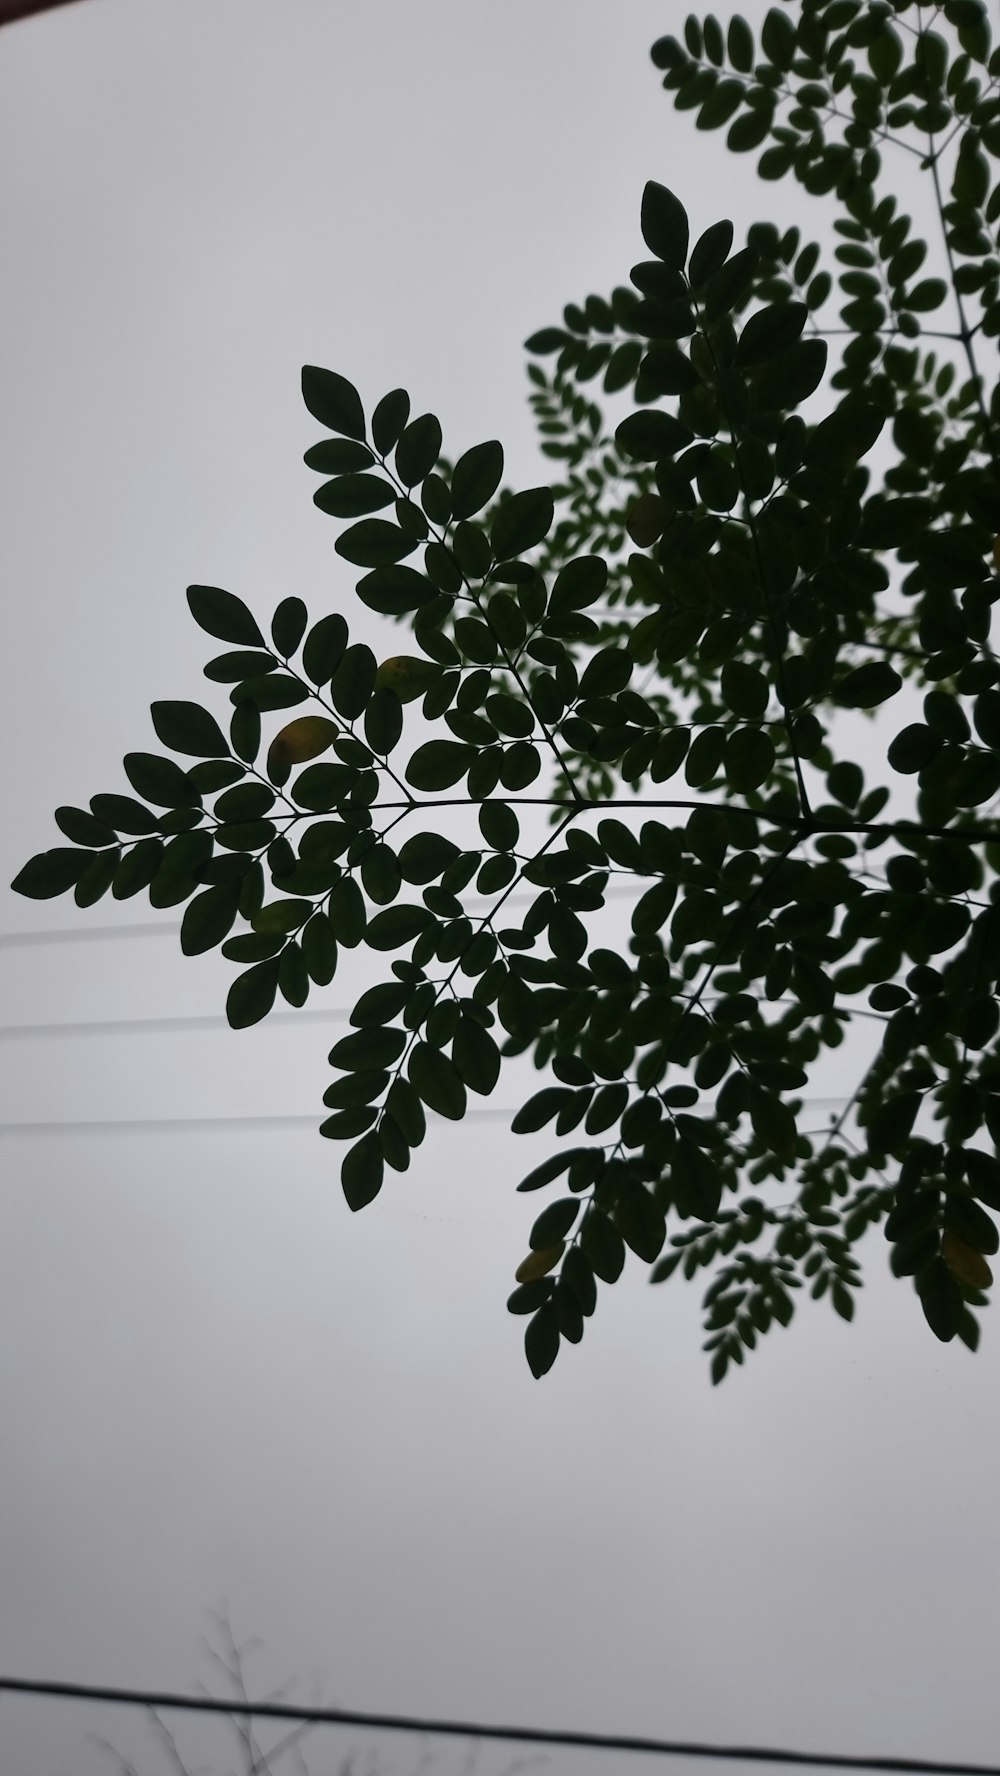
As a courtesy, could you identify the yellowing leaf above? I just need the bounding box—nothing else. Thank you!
[374,656,439,704]
[942,1231,993,1292]
[266,717,338,776]
[515,1242,565,1284]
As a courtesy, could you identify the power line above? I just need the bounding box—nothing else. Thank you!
[0,1096,856,1139]
[0,1108,518,1137]
[0,1674,995,1776]
[0,883,649,953]
[0,1008,349,1040]
[0,920,179,948]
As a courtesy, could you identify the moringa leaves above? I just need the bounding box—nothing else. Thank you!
[15,14,1000,1387]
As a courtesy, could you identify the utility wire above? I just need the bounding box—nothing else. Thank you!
[0,882,650,952]
[0,1108,518,1136]
[0,1008,350,1040]
[0,1096,855,1139]
[0,919,180,947]
[0,1675,994,1776]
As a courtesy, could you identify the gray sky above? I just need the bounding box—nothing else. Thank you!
[1,4,998,1774]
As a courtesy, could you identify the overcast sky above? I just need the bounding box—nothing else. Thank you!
[1,4,998,1775]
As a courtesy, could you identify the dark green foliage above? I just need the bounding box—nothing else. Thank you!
[15,2,1000,1382]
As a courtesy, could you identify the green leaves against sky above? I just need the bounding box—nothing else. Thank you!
[13,0,1000,1382]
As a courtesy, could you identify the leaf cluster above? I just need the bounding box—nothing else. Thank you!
[14,1,1000,1380]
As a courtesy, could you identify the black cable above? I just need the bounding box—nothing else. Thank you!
[0,1094,855,1138]
[0,1008,349,1040]
[0,1108,517,1136]
[0,920,179,947]
[0,1675,994,1776]
[0,882,649,952]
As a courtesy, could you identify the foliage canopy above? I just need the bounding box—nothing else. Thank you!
[15,0,1000,1379]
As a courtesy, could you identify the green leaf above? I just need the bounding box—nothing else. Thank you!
[54,806,117,848]
[833,662,902,708]
[511,1088,571,1134]
[278,942,309,1007]
[529,1198,580,1250]
[226,959,279,1029]
[408,1041,467,1120]
[301,365,366,440]
[684,725,725,787]
[151,700,229,759]
[302,614,349,686]
[479,801,519,850]
[124,752,201,809]
[187,585,265,648]
[640,181,689,270]
[320,1107,378,1141]
[524,1304,560,1378]
[395,413,442,487]
[497,743,538,791]
[888,723,942,774]
[330,1024,407,1071]
[351,980,409,1026]
[304,439,373,475]
[112,838,163,899]
[364,687,403,755]
[312,473,395,519]
[736,301,808,366]
[371,388,411,455]
[328,876,367,946]
[615,410,692,461]
[905,279,947,313]
[230,703,261,763]
[90,793,159,834]
[203,650,277,684]
[331,643,377,721]
[231,674,309,713]
[725,726,776,792]
[341,1131,385,1210]
[292,762,357,812]
[614,1185,666,1262]
[73,847,120,907]
[727,15,754,71]
[270,597,308,657]
[581,1208,626,1284]
[398,831,461,882]
[761,6,796,68]
[917,1257,963,1343]
[550,555,608,614]
[357,564,438,617]
[524,328,570,355]
[806,402,885,469]
[688,219,735,289]
[452,1017,501,1095]
[301,910,338,985]
[406,740,473,792]
[365,904,435,951]
[12,846,90,899]
[490,488,554,561]
[252,898,312,935]
[451,440,504,520]
[181,882,241,955]
[335,519,417,568]
[721,661,769,720]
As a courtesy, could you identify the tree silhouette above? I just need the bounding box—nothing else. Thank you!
[14,1,1000,1378]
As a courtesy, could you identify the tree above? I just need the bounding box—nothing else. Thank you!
[95,1610,543,1776]
[13,0,1000,1380]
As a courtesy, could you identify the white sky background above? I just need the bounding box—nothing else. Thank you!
[1,2,998,1773]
